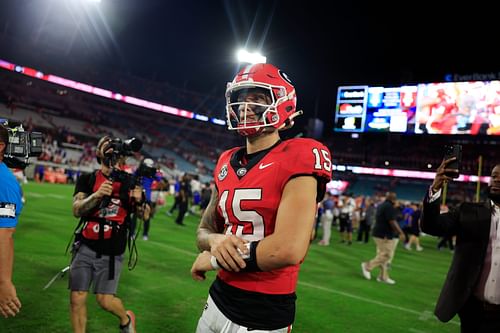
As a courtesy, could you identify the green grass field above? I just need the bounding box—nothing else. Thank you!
[0,182,460,332]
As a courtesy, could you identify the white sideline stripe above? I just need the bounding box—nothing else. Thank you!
[26,192,43,197]
[46,193,66,199]
[149,240,197,257]
[26,192,66,199]
[298,281,460,326]
[150,241,461,327]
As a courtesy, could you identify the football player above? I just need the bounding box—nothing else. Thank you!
[191,63,332,332]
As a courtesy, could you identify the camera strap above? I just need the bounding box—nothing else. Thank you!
[107,222,117,280]
[65,171,98,256]
[127,214,140,272]
[64,217,85,256]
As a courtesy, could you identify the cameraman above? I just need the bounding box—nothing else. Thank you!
[70,136,149,333]
[130,158,161,240]
[0,124,22,318]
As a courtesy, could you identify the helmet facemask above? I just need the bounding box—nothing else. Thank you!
[226,84,285,137]
[225,63,301,137]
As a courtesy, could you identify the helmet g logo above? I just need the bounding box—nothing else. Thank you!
[278,70,292,85]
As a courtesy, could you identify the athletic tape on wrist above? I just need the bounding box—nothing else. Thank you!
[241,240,261,272]
[210,255,221,270]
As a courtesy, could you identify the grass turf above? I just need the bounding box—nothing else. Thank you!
[0,182,459,332]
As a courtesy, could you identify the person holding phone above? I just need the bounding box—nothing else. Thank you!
[421,159,500,333]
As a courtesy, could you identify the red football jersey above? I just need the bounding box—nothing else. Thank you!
[213,138,332,294]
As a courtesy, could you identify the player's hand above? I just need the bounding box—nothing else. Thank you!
[191,251,212,281]
[95,180,113,199]
[141,203,151,221]
[431,157,457,192]
[0,281,21,318]
[210,234,248,272]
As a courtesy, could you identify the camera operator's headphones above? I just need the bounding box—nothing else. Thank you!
[96,136,111,164]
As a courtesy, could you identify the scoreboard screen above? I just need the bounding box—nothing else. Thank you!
[334,81,500,135]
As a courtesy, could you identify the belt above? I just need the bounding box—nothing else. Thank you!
[475,298,500,313]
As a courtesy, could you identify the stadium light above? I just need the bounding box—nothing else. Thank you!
[236,49,266,64]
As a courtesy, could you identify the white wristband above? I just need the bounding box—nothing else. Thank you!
[237,243,251,259]
[210,255,221,270]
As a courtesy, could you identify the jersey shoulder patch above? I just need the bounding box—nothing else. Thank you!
[213,147,240,181]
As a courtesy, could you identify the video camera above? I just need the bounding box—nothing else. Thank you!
[98,137,145,208]
[109,158,156,190]
[136,158,157,179]
[104,158,156,205]
[1,120,43,169]
[107,137,142,156]
[101,137,142,168]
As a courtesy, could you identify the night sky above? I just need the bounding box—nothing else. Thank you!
[0,0,499,131]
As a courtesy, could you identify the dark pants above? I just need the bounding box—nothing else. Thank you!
[339,216,352,233]
[314,211,322,240]
[169,195,180,213]
[176,202,188,225]
[402,226,410,243]
[458,296,500,333]
[438,236,454,250]
[356,220,371,243]
[143,202,156,237]
[143,218,150,236]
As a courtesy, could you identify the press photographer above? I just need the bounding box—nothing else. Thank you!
[129,157,161,241]
[69,135,149,333]
[0,121,42,318]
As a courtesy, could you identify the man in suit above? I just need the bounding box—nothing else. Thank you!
[421,159,500,333]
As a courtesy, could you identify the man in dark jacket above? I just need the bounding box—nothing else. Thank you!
[421,158,500,333]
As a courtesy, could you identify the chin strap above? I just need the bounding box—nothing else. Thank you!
[278,110,303,131]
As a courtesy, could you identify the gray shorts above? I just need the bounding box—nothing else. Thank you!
[69,244,124,294]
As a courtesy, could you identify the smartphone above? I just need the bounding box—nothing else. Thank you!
[443,144,462,178]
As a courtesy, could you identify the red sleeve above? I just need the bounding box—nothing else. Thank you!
[281,138,332,201]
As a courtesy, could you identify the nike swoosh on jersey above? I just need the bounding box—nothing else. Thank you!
[258,162,274,169]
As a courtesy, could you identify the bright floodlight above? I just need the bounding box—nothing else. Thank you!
[236,49,266,64]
